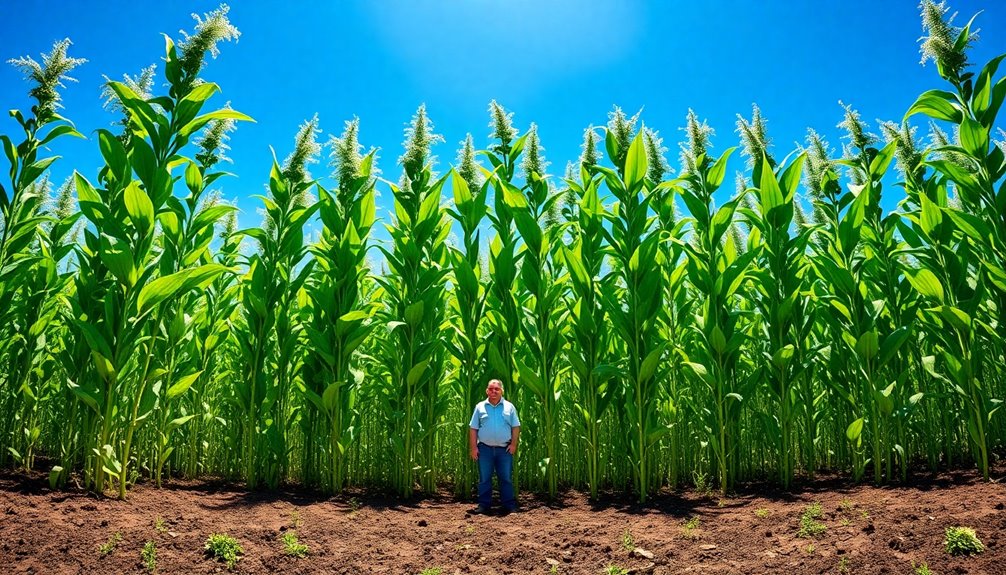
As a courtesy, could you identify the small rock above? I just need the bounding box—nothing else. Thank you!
[167,531,177,538]
[546,558,560,567]
[700,544,717,550]
[627,562,655,574]
[632,547,655,560]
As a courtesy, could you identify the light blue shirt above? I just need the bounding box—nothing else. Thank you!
[469,398,520,447]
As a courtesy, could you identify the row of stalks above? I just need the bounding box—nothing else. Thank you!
[0,2,1004,501]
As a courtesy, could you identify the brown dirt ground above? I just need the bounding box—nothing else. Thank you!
[0,465,1004,575]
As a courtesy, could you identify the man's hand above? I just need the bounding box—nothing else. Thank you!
[506,443,517,455]
[470,447,479,460]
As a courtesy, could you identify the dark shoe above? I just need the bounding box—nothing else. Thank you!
[469,505,490,515]
[502,506,517,515]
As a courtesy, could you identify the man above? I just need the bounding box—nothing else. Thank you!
[468,378,520,514]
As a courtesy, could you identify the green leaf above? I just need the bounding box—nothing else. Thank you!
[846,418,864,443]
[904,90,963,123]
[624,131,648,191]
[137,264,228,315]
[943,207,991,244]
[855,330,879,361]
[406,360,430,388]
[98,129,130,183]
[905,268,944,302]
[405,301,425,326]
[639,345,664,384]
[517,363,545,397]
[959,117,988,157]
[124,181,155,235]
[179,109,254,139]
[706,147,736,189]
[166,371,203,400]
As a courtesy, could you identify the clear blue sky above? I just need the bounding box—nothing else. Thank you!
[2,0,1004,230]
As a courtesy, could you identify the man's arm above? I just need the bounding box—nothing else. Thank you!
[469,427,479,460]
[507,426,520,455]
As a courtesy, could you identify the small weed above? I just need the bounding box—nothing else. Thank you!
[205,533,243,569]
[754,508,769,518]
[603,566,629,575]
[281,530,309,558]
[348,497,361,513]
[912,561,933,575]
[840,518,851,527]
[837,556,850,573]
[418,569,442,575]
[803,543,816,554]
[98,531,123,556]
[944,526,983,556]
[860,509,870,520]
[153,517,168,534]
[798,502,826,538]
[840,498,854,512]
[621,529,635,551]
[692,471,711,496]
[141,540,157,573]
[550,565,558,575]
[464,525,476,536]
[289,510,302,529]
[681,516,701,539]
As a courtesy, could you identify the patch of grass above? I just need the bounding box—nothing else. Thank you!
[944,526,983,556]
[418,568,442,575]
[837,556,850,574]
[141,540,157,573]
[153,517,168,534]
[754,508,769,518]
[98,531,123,556]
[681,516,701,539]
[797,502,826,538]
[603,566,628,575]
[281,530,309,558]
[913,562,933,575]
[205,533,243,569]
[803,543,816,554]
[620,529,635,551]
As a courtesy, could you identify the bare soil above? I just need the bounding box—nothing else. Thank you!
[1,466,1004,574]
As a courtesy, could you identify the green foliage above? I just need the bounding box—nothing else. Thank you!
[798,503,826,538]
[1,0,1006,505]
[98,531,122,556]
[205,533,243,569]
[280,530,309,557]
[141,540,157,573]
[944,526,984,556]
[620,529,634,551]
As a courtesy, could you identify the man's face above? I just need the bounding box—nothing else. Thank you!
[486,382,503,404]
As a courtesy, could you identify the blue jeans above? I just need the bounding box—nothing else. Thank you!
[477,443,515,509]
